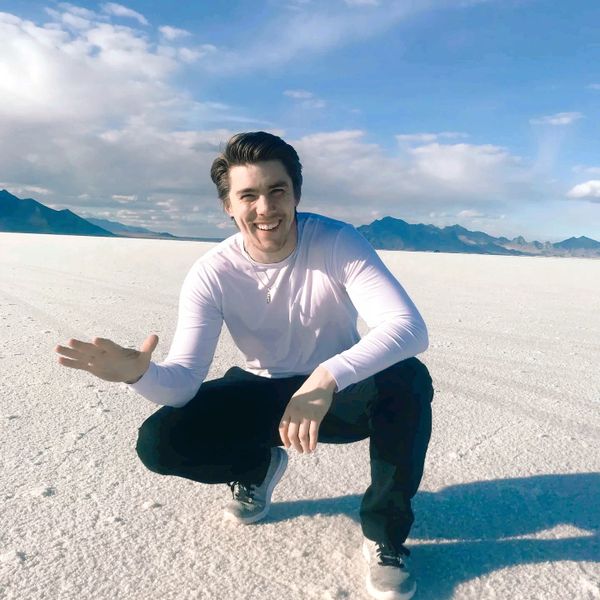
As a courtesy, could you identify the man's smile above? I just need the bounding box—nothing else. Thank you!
[254,220,282,231]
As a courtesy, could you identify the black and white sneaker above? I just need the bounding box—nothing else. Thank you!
[223,447,288,524]
[362,538,416,600]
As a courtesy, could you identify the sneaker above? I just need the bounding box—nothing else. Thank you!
[223,447,288,524]
[362,538,416,600]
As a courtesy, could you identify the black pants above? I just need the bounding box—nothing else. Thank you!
[136,357,434,549]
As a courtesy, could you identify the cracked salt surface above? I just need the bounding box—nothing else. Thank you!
[1,233,599,599]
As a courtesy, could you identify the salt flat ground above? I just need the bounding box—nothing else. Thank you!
[1,232,599,600]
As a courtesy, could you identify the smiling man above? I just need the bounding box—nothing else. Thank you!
[55,131,434,600]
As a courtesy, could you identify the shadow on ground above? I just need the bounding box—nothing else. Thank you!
[268,473,600,599]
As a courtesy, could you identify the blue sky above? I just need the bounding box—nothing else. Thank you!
[1,0,599,241]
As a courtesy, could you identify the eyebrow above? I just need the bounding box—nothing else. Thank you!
[236,181,289,196]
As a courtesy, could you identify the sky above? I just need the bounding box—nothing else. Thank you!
[1,0,599,241]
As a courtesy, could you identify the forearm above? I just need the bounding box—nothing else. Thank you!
[320,315,429,392]
[126,361,205,407]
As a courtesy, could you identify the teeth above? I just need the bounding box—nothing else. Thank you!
[256,222,279,230]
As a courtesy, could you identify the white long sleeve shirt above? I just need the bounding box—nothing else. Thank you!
[129,212,428,407]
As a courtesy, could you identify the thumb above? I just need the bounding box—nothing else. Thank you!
[140,333,159,355]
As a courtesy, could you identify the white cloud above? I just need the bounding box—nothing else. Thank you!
[216,220,236,230]
[57,4,97,20]
[178,47,201,63]
[207,1,472,74]
[293,131,533,228]
[396,131,468,144]
[284,89,315,99]
[0,8,263,236]
[0,183,51,196]
[457,210,485,218]
[284,89,326,109]
[101,3,148,26]
[0,11,181,124]
[409,143,520,190]
[345,0,380,5]
[573,165,600,176]
[567,180,600,202]
[530,112,583,126]
[60,11,93,29]
[588,83,600,90]
[112,194,136,203]
[159,25,191,40]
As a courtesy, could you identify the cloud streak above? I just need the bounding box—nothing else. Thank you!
[101,2,148,26]
[204,0,486,74]
[283,89,326,109]
[530,112,583,126]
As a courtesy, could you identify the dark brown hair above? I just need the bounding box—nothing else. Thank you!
[210,131,303,206]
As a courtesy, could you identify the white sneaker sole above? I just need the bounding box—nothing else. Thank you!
[223,448,288,525]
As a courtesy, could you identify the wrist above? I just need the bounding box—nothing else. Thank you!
[125,362,148,385]
[313,365,337,393]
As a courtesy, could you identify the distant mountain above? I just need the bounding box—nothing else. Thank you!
[0,190,223,242]
[0,189,114,237]
[87,217,177,239]
[2,190,598,256]
[553,236,600,250]
[357,216,600,258]
[357,217,524,255]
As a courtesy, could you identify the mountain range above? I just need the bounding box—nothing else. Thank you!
[0,190,220,242]
[356,217,600,258]
[1,189,599,258]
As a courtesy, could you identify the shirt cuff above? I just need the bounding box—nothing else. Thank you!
[318,355,356,393]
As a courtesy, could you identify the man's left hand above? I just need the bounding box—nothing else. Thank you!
[279,365,337,454]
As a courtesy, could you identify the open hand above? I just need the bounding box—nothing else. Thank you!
[279,365,336,453]
[54,334,158,383]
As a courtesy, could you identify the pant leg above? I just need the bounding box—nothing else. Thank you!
[135,367,308,485]
[359,357,434,548]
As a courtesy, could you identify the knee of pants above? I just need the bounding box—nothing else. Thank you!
[376,357,434,406]
[368,359,434,444]
[135,412,175,476]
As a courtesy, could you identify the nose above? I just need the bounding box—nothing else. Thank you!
[255,193,276,215]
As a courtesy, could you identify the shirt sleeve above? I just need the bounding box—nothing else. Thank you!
[319,224,429,392]
[127,259,223,407]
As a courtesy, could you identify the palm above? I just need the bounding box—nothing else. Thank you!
[54,334,158,383]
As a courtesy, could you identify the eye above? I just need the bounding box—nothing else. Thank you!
[272,188,285,196]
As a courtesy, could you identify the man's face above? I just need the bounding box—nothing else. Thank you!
[225,160,299,264]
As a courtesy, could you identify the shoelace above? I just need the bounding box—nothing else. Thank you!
[228,481,256,504]
[375,543,410,568]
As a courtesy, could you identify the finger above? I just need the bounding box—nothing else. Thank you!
[92,337,117,349]
[298,419,311,454]
[309,420,320,452]
[286,420,303,453]
[57,356,91,371]
[140,334,159,354]
[54,345,84,360]
[68,339,97,353]
[278,416,291,449]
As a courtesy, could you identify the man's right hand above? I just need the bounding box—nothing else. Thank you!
[54,334,159,384]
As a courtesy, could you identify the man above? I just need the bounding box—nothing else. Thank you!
[55,131,434,600]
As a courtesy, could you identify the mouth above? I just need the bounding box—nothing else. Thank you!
[254,219,282,232]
